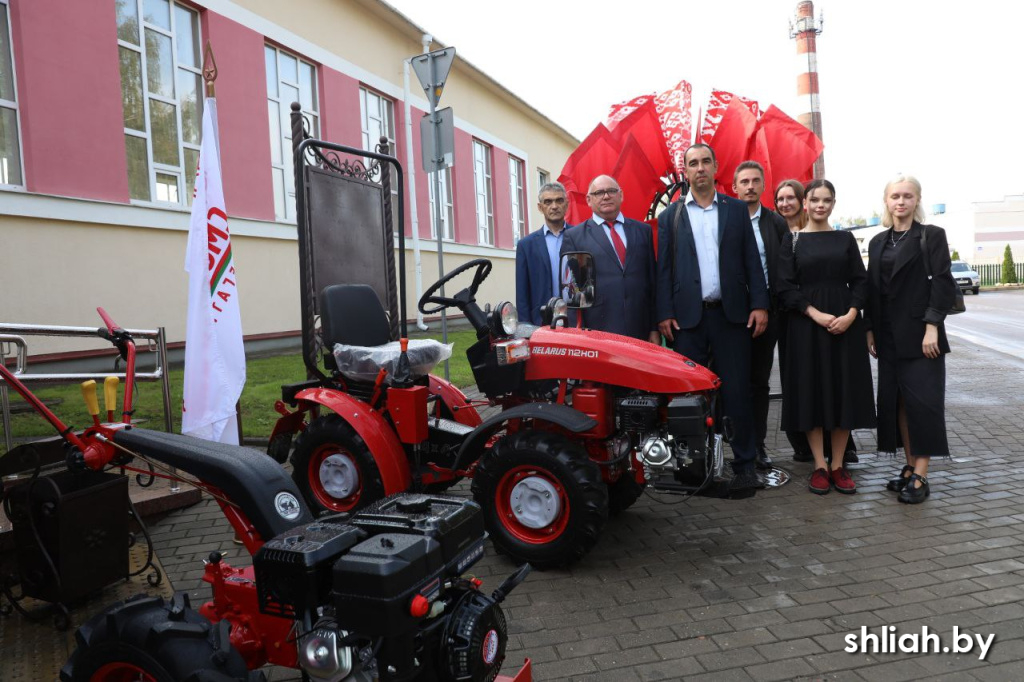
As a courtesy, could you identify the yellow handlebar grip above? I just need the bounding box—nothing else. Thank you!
[103,376,120,415]
[81,380,100,417]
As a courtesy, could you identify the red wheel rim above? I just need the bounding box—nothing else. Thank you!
[494,464,570,544]
[308,444,362,512]
[92,662,157,682]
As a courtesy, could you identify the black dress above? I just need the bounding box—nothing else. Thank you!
[777,230,876,433]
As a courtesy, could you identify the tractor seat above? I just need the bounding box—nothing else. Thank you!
[321,283,450,383]
[332,339,451,384]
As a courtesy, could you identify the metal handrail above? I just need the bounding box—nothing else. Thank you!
[0,322,174,453]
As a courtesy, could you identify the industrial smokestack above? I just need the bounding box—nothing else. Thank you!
[790,0,825,179]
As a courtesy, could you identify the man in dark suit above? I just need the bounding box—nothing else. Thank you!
[733,161,789,471]
[560,175,659,342]
[656,144,769,493]
[516,182,570,325]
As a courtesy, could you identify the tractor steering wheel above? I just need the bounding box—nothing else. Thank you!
[418,259,492,314]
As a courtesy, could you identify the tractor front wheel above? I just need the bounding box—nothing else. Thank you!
[60,594,260,682]
[472,431,607,569]
[290,414,385,515]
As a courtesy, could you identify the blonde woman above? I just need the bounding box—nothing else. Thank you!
[776,180,876,495]
[864,175,957,504]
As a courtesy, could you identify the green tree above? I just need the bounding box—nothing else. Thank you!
[951,249,961,260]
[1002,244,1018,284]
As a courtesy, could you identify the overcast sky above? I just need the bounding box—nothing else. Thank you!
[385,0,1023,247]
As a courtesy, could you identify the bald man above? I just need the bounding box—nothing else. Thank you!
[560,175,659,341]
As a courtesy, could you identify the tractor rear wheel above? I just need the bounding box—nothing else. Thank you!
[290,414,385,515]
[60,593,260,682]
[472,431,607,569]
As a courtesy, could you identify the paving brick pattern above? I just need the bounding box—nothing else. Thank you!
[146,337,1024,681]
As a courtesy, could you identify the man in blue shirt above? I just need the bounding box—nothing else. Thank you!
[516,182,570,325]
[655,144,769,494]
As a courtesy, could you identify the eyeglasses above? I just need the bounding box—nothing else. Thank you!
[540,197,566,206]
[588,188,621,198]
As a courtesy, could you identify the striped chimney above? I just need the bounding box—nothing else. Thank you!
[790,1,825,178]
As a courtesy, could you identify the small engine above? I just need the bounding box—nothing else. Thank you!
[254,494,526,682]
[618,394,722,494]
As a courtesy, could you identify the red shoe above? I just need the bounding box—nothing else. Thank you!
[809,468,830,495]
[831,467,857,494]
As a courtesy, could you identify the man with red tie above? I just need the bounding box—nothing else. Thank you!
[560,175,659,342]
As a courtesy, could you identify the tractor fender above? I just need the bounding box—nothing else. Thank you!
[294,387,412,495]
[452,402,598,472]
[429,375,482,427]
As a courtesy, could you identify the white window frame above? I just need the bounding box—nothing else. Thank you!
[359,86,399,224]
[428,167,454,241]
[116,0,202,206]
[0,0,23,188]
[509,156,526,244]
[538,168,550,191]
[473,140,494,246]
[266,44,319,221]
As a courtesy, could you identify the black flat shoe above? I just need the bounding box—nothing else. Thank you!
[886,465,914,492]
[792,449,813,463]
[755,445,774,471]
[898,474,929,504]
[843,450,859,464]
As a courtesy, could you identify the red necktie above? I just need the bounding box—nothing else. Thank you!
[607,221,627,267]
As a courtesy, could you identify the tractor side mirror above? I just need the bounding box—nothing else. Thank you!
[559,252,596,309]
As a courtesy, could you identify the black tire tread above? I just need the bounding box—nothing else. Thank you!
[289,413,386,515]
[61,593,264,682]
[472,430,608,569]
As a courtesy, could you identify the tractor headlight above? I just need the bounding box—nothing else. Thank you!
[490,301,518,337]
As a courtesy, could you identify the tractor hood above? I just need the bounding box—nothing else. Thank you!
[524,327,719,394]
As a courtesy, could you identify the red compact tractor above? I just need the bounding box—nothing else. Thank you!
[271,109,737,569]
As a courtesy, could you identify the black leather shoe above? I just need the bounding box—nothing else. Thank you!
[843,449,859,464]
[792,449,813,463]
[730,468,762,493]
[898,474,929,504]
[755,445,773,471]
[886,465,914,492]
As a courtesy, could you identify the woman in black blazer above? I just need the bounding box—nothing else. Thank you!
[864,175,958,504]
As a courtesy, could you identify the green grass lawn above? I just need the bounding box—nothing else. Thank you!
[1,328,479,452]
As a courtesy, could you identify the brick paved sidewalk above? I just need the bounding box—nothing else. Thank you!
[147,336,1024,681]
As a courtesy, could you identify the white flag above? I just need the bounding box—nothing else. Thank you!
[182,97,246,444]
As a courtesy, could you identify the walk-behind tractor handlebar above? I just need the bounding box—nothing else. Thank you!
[1,308,532,682]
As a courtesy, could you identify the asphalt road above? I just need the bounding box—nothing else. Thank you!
[945,289,1024,361]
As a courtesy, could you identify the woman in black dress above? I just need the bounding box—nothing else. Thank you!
[777,180,876,495]
[863,175,957,504]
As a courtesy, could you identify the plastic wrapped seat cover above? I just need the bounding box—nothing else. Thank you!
[332,340,453,384]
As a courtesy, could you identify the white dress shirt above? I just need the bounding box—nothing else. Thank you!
[748,206,770,287]
[684,192,721,301]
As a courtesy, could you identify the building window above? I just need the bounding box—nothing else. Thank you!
[509,156,526,243]
[428,167,454,241]
[266,44,318,221]
[359,87,399,225]
[116,0,202,204]
[473,140,494,245]
[538,168,550,191]
[0,0,21,187]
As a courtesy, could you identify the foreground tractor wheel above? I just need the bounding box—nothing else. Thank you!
[472,431,607,569]
[290,414,385,515]
[60,593,260,682]
[608,474,645,515]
